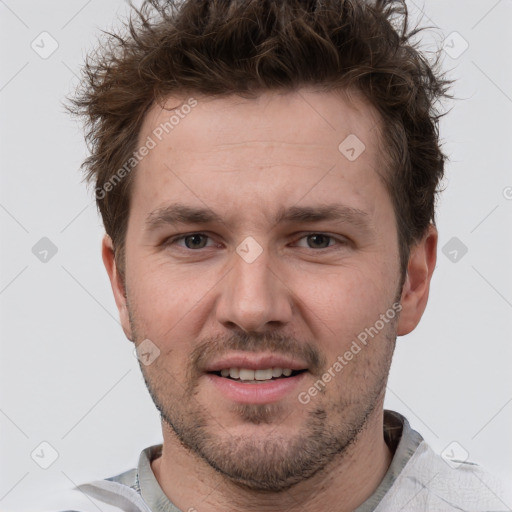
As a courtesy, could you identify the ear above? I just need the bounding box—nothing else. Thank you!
[101,234,134,341]
[397,224,437,336]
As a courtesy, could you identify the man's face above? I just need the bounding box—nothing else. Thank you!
[113,89,405,491]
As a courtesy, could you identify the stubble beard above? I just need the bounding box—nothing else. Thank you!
[128,304,397,492]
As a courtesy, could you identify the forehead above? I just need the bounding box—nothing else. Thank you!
[131,88,388,223]
[140,87,382,157]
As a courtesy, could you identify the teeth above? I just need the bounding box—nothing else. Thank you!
[255,369,273,380]
[218,367,297,381]
[239,369,255,381]
[272,367,283,377]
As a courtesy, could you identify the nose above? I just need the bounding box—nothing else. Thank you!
[215,243,293,333]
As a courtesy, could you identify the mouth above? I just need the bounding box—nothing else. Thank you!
[209,367,307,382]
[203,353,310,403]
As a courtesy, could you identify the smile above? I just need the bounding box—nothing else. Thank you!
[212,367,306,381]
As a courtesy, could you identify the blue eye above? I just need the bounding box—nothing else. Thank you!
[168,233,213,249]
[295,233,344,249]
[164,232,347,252]
[301,234,333,249]
[183,234,208,249]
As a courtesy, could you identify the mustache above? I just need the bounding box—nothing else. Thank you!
[189,330,326,377]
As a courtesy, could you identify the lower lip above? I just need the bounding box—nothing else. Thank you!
[206,373,306,404]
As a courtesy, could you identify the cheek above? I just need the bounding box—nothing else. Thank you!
[125,259,206,341]
[295,264,396,335]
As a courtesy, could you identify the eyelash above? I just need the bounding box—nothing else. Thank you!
[164,232,349,251]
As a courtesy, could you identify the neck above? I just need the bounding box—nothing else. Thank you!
[151,407,393,512]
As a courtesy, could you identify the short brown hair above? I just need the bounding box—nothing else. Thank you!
[68,0,451,281]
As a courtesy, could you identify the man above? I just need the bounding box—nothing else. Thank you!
[50,0,506,510]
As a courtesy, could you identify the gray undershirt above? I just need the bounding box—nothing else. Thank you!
[107,410,422,512]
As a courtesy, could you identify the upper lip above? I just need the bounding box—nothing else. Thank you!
[204,353,308,372]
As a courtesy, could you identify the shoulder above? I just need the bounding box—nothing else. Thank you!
[34,468,149,512]
[378,440,509,511]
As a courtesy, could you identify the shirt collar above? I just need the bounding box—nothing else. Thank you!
[354,410,424,512]
[136,409,423,512]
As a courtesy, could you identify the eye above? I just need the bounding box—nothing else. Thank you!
[167,233,214,250]
[294,233,345,249]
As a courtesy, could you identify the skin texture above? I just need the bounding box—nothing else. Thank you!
[102,88,437,512]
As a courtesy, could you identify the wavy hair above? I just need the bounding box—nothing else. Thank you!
[68,0,452,280]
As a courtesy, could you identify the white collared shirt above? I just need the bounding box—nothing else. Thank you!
[38,411,509,511]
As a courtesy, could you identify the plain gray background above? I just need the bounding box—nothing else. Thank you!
[1,0,511,509]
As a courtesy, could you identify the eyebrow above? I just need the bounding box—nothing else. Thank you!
[275,204,370,228]
[145,203,372,232]
[145,204,223,230]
